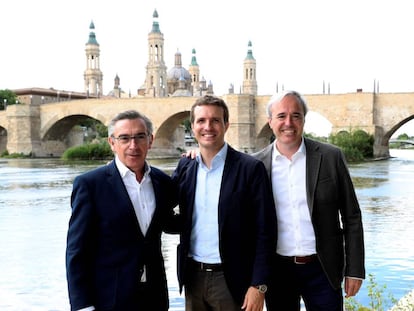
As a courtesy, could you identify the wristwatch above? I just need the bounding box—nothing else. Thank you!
[255,284,268,294]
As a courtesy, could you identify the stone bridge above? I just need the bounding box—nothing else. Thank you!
[0,92,413,159]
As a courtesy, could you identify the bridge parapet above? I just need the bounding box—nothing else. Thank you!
[1,92,414,158]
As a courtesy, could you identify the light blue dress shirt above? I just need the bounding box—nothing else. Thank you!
[189,143,228,264]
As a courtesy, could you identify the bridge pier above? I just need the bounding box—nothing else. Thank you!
[6,104,43,157]
[224,94,258,153]
[373,143,391,159]
[373,126,391,159]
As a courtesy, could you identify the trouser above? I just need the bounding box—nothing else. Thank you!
[185,260,240,311]
[265,254,343,311]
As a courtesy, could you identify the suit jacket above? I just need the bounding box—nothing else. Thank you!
[252,137,365,289]
[66,160,179,311]
[172,145,277,305]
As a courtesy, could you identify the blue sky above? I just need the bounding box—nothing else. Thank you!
[1,0,414,135]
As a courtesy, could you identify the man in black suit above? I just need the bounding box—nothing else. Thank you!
[66,110,179,311]
[172,95,277,311]
[253,90,365,311]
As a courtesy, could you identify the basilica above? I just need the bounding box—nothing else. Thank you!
[86,9,258,99]
[13,9,258,105]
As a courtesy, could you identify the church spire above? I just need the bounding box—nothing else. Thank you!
[84,20,103,97]
[242,40,257,95]
[144,9,167,97]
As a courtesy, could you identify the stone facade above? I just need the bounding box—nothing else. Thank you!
[1,91,414,158]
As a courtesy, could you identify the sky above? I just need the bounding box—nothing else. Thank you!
[1,0,414,135]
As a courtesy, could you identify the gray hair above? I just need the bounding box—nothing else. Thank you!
[108,110,153,137]
[266,90,308,118]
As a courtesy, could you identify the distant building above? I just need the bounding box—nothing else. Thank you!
[84,21,103,97]
[12,9,258,101]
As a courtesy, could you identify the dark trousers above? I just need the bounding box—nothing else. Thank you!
[265,254,343,311]
[94,282,168,311]
[184,266,240,311]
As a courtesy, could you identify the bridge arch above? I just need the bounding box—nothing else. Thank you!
[255,123,273,151]
[0,126,6,153]
[305,111,333,137]
[3,92,414,158]
[151,110,191,157]
[42,114,104,156]
[387,115,414,139]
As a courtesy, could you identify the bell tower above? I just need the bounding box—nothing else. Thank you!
[84,21,103,97]
[144,9,167,97]
[242,41,257,95]
[188,48,200,95]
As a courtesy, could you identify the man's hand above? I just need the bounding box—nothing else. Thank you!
[241,286,265,311]
[181,149,197,159]
[344,277,363,298]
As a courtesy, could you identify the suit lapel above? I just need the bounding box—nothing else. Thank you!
[220,147,239,193]
[183,159,199,224]
[106,161,145,238]
[304,139,322,214]
[261,144,273,180]
[217,147,239,229]
[146,169,160,237]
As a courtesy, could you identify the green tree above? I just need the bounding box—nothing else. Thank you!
[0,89,19,109]
[328,129,374,162]
[397,133,409,140]
[79,119,108,142]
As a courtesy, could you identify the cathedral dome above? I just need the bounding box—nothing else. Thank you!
[167,50,191,81]
[167,66,191,80]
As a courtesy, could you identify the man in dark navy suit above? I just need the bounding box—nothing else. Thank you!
[66,110,180,311]
[173,95,277,311]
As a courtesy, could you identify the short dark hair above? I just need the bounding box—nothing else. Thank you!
[190,95,229,124]
[108,110,153,137]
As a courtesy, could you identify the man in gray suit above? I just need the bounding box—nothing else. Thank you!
[253,90,365,311]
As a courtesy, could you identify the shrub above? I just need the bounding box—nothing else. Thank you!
[328,129,374,162]
[62,141,113,160]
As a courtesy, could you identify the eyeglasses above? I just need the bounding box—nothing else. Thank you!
[112,133,149,145]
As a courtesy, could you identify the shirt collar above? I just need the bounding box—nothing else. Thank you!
[114,155,151,178]
[196,143,228,168]
[273,138,306,159]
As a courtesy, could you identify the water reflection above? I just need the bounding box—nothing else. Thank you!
[0,151,413,310]
[351,176,388,189]
[350,149,414,308]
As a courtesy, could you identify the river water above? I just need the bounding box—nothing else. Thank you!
[0,149,413,310]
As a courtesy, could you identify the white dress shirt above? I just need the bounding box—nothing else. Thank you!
[271,139,317,256]
[115,156,156,237]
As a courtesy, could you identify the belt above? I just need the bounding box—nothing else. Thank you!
[279,254,318,264]
[189,259,223,272]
